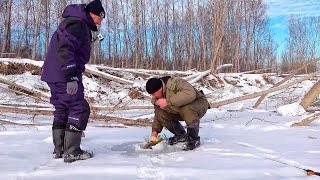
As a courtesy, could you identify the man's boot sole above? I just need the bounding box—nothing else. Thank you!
[183,141,200,151]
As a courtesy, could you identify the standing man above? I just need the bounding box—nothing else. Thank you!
[146,76,209,150]
[41,0,105,163]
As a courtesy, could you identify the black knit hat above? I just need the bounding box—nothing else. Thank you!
[86,0,105,18]
[146,78,162,94]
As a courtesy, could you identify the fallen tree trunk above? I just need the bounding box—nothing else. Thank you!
[93,65,155,77]
[210,71,319,108]
[91,105,153,111]
[0,119,50,126]
[85,66,134,85]
[305,106,320,112]
[253,58,319,108]
[214,64,233,74]
[0,103,153,112]
[184,72,201,81]
[300,81,320,109]
[242,68,274,74]
[0,75,50,102]
[0,105,152,127]
[94,65,193,76]
[0,105,53,116]
[291,112,320,127]
[189,70,210,84]
[274,74,320,78]
[91,114,152,127]
[0,102,52,109]
[189,65,233,84]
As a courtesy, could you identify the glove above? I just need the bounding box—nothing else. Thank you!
[66,81,78,95]
[149,131,164,143]
[149,131,159,142]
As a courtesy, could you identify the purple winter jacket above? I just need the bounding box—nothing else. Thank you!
[41,4,98,83]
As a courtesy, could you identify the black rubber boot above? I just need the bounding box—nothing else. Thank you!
[63,131,93,163]
[168,134,187,145]
[52,129,65,159]
[166,121,187,145]
[183,122,200,151]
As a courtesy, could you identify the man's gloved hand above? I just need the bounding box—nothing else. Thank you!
[149,131,158,142]
[66,81,78,95]
[142,131,165,149]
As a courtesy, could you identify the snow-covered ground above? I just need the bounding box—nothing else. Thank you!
[1,58,320,179]
[1,110,320,179]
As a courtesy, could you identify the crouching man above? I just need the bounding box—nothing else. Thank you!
[145,76,209,150]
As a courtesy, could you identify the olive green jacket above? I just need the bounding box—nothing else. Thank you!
[151,77,209,133]
[151,77,205,114]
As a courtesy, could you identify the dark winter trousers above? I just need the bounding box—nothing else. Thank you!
[48,81,90,131]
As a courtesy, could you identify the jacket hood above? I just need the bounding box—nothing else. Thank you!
[62,4,98,31]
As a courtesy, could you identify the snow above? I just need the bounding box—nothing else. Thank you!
[7,72,48,91]
[277,103,306,117]
[0,58,44,67]
[1,58,320,179]
[1,111,320,179]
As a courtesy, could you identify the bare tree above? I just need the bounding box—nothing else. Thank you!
[44,0,51,56]
[281,16,319,73]
[1,0,13,55]
[132,0,140,68]
[1,0,281,71]
[31,0,42,60]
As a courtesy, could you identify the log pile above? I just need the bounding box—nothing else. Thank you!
[2,59,320,127]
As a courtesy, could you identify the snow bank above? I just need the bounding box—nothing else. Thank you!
[277,103,306,117]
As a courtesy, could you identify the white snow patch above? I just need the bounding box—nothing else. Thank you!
[277,103,306,117]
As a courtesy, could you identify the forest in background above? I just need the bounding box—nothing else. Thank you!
[1,0,320,72]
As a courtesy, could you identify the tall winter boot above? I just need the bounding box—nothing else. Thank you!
[166,121,187,145]
[52,129,65,159]
[63,131,93,163]
[183,122,200,151]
